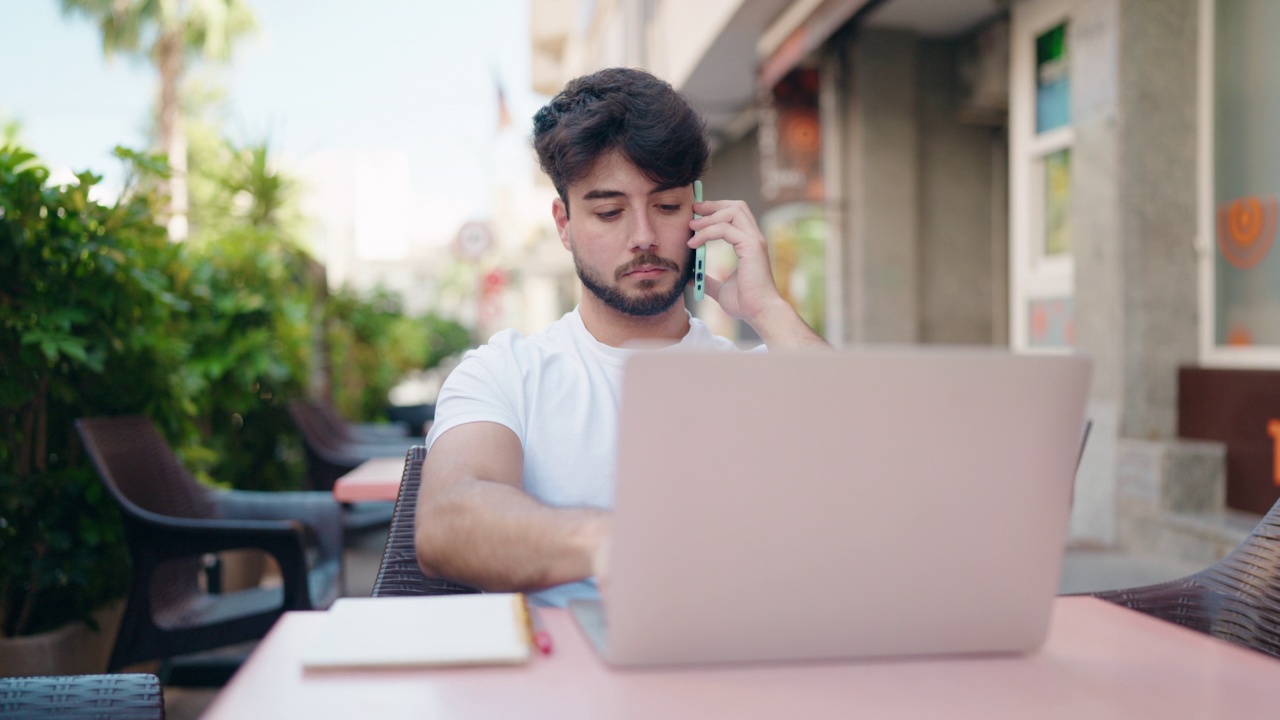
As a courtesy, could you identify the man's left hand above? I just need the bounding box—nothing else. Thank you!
[688,199,787,324]
[688,198,830,350]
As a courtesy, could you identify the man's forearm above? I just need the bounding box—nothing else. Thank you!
[416,477,608,592]
[748,297,830,350]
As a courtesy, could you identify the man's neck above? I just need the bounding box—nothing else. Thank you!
[578,293,691,348]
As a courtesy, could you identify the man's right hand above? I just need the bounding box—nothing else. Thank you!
[415,421,609,592]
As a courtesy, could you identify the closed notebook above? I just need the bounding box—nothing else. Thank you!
[301,594,533,670]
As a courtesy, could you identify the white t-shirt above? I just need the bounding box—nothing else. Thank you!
[424,307,739,605]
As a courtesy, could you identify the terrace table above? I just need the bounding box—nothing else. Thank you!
[332,456,407,503]
[202,596,1280,719]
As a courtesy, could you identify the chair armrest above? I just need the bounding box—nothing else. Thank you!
[213,490,343,562]
[350,437,423,451]
[307,443,366,466]
[341,440,422,459]
[120,505,318,610]
[351,422,413,440]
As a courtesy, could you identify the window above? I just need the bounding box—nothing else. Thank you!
[1036,23,1071,133]
[1011,0,1076,351]
[1201,0,1280,364]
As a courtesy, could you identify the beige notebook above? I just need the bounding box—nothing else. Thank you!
[302,594,533,670]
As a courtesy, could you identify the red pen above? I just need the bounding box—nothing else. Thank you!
[529,605,554,655]
[519,594,554,655]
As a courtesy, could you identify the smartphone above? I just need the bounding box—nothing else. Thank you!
[693,180,706,301]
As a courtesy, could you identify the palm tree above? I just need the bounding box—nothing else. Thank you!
[60,0,255,241]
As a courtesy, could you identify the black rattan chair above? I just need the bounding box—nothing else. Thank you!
[0,674,163,719]
[285,399,400,537]
[372,446,478,597]
[311,398,415,444]
[1090,495,1280,659]
[386,403,434,437]
[76,416,343,674]
[287,399,376,491]
[286,399,415,491]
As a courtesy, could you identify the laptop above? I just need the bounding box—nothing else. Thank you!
[569,348,1092,667]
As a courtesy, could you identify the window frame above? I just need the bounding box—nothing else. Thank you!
[1010,0,1077,352]
[1197,0,1280,367]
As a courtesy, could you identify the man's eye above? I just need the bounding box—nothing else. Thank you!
[658,204,681,213]
[596,209,622,220]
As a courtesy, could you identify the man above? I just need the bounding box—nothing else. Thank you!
[414,67,827,606]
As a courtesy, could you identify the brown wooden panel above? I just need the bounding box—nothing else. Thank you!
[1179,367,1280,514]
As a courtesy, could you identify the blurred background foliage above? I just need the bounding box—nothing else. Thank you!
[174,229,317,492]
[326,289,472,423]
[0,0,470,645]
[174,93,318,491]
[0,142,176,637]
[0,129,473,636]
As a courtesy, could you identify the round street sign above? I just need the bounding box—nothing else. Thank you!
[455,221,495,260]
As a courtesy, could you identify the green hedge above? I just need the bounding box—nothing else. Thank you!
[0,146,175,637]
[0,142,472,637]
[175,228,316,490]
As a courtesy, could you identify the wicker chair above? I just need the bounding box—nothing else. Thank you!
[285,400,401,538]
[372,446,479,597]
[76,416,344,674]
[310,398,416,444]
[1091,495,1280,659]
[386,403,435,437]
[286,399,415,491]
[0,674,163,719]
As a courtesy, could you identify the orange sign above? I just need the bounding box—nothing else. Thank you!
[1270,419,1280,487]
[1216,195,1277,270]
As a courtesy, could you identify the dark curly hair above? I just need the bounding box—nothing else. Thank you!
[532,68,708,214]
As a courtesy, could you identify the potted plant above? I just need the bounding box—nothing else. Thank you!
[0,142,184,674]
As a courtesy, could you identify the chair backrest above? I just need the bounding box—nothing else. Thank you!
[1092,495,1280,658]
[311,398,358,444]
[286,400,361,491]
[0,674,163,719]
[386,403,434,437]
[286,400,347,453]
[372,446,478,597]
[76,415,214,613]
[76,415,215,521]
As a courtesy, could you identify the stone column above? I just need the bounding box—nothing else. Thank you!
[1073,0,1198,439]
[842,29,921,344]
[917,38,1006,345]
[1068,0,1201,543]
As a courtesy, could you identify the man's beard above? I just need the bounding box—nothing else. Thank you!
[573,247,694,318]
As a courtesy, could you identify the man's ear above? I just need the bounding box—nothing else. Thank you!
[553,197,571,251]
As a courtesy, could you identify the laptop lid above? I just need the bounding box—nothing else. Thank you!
[580,348,1091,667]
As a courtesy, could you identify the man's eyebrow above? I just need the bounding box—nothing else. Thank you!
[650,183,686,194]
[580,184,689,201]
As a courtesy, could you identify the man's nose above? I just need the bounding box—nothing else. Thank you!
[629,210,658,250]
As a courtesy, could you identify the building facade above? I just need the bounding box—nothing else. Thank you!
[531,0,1280,557]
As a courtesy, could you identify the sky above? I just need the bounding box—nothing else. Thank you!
[0,0,543,244]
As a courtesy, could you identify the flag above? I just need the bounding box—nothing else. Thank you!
[495,73,513,131]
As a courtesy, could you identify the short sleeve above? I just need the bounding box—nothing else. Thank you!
[424,337,526,451]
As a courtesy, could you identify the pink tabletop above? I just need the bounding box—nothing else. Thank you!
[201,596,1280,719]
[332,457,406,503]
